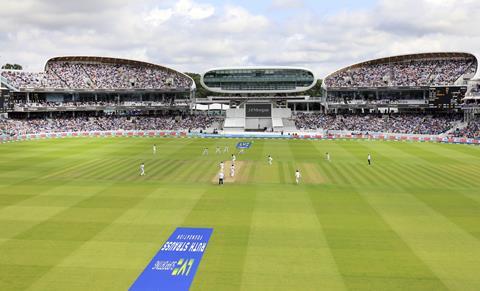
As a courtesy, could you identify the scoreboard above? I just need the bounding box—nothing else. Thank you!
[429,86,467,107]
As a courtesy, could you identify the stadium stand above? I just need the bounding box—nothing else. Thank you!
[1,53,480,140]
[1,57,193,90]
[325,53,477,88]
[0,115,216,136]
[453,119,480,138]
[294,113,461,135]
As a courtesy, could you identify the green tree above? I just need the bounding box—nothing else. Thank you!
[305,79,323,97]
[184,72,210,99]
[1,63,23,70]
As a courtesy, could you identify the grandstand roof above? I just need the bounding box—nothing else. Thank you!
[45,56,195,90]
[325,52,478,84]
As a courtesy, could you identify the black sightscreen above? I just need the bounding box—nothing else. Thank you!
[245,104,271,117]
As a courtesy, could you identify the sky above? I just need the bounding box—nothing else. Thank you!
[1,0,480,78]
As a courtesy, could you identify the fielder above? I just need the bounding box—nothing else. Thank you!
[368,153,372,165]
[216,146,221,154]
[232,154,236,163]
[325,152,330,162]
[295,169,301,184]
[203,147,209,155]
[153,144,157,155]
[230,163,235,177]
[220,161,225,172]
[224,145,229,153]
[268,155,273,165]
[140,163,145,176]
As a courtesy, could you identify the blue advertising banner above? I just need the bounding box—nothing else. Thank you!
[236,142,252,149]
[129,227,213,291]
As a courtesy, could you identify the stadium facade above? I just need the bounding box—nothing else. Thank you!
[200,67,316,94]
[1,52,480,134]
[0,56,195,118]
[324,52,478,114]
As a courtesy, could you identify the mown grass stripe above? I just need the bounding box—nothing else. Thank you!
[372,163,410,189]
[335,163,368,187]
[98,158,140,181]
[327,163,352,186]
[193,161,217,183]
[277,161,286,184]
[89,159,135,181]
[387,162,435,189]
[179,160,207,183]
[349,162,381,187]
[445,164,480,185]
[358,187,480,290]
[414,163,475,189]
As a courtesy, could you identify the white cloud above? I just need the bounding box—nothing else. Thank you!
[217,5,269,33]
[145,8,174,26]
[1,0,480,78]
[174,0,215,20]
[270,0,304,9]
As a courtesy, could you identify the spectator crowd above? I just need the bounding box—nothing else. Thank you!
[1,61,192,90]
[11,100,189,110]
[326,59,476,88]
[0,115,216,136]
[294,113,461,135]
[453,119,480,139]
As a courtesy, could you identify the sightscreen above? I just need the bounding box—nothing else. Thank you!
[245,103,272,118]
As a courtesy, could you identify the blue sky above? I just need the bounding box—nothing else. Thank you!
[0,0,479,77]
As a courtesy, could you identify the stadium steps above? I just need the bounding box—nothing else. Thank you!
[282,118,298,131]
[0,75,19,91]
[207,120,223,131]
[445,121,468,135]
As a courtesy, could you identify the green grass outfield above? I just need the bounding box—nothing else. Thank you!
[1,137,480,290]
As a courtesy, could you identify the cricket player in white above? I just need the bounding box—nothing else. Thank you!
[224,145,229,153]
[153,144,157,155]
[232,154,236,163]
[216,146,221,154]
[368,153,371,165]
[218,171,224,185]
[295,169,301,184]
[220,161,225,172]
[268,155,273,165]
[326,152,330,162]
[230,164,235,177]
[140,163,145,176]
[203,148,208,155]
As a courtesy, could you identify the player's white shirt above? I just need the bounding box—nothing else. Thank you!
[295,171,301,183]
[230,166,235,177]
[219,172,225,179]
[368,154,371,160]
[220,162,225,171]
[232,155,236,162]
[140,164,145,175]
[268,156,273,164]
[153,145,156,153]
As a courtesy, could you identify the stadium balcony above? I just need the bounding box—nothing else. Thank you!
[325,52,478,89]
[7,101,191,113]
